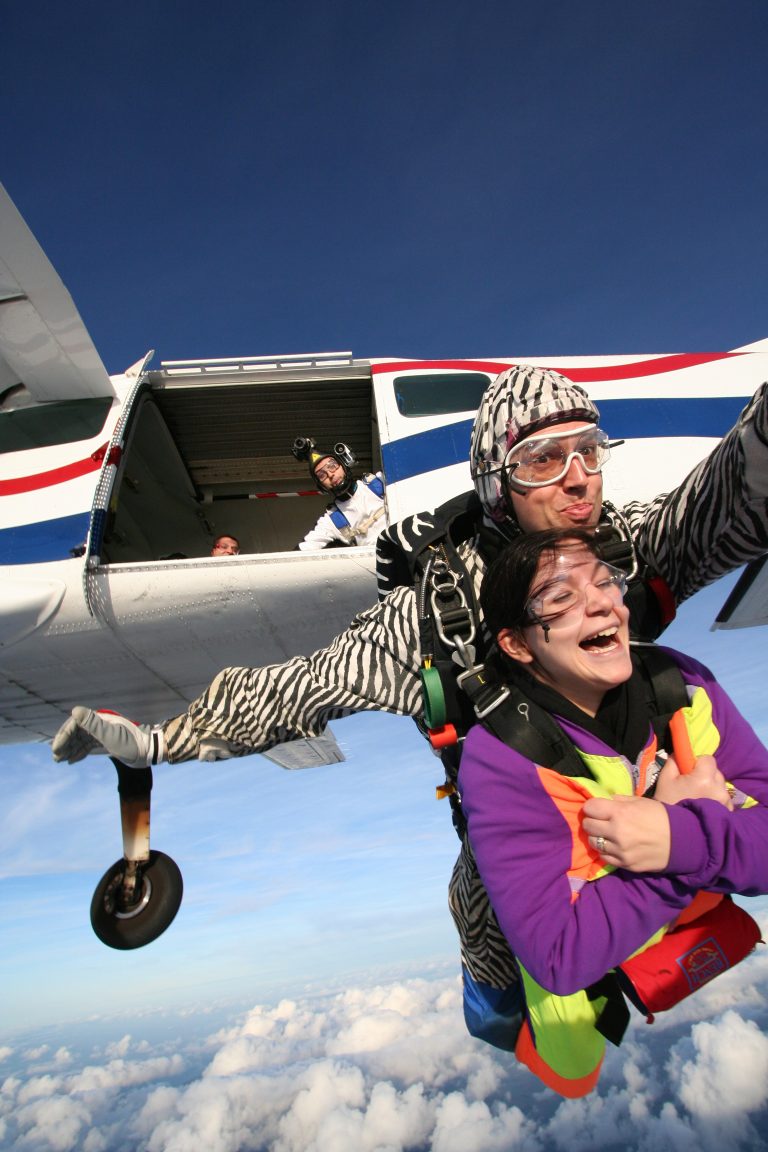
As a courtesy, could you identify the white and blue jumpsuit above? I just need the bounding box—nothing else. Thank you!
[297,473,386,550]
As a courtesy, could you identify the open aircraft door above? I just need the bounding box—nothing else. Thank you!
[78,353,383,748]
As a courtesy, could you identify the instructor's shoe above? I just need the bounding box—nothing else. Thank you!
[51,707,165,768]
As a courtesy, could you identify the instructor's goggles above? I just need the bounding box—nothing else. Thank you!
[505,426,613,488]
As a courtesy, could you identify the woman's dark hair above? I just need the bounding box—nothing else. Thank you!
[480,528,601,641]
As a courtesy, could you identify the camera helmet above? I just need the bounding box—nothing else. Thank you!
[291,436,356,496]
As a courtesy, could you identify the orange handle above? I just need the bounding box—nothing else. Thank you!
[667,711,725,924]
[668,711,695,775]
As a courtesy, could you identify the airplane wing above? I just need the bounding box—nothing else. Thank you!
[0,184,114,401]
[260,729,346,769]
[712,556,768,630]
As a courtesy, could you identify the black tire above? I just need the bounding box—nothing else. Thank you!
[90,850,183,950]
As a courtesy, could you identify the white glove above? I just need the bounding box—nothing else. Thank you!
[51,707,165,768]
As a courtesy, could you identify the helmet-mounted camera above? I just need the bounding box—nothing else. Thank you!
[291,436,317,463]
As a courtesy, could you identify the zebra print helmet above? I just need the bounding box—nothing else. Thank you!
[470,364,600,523]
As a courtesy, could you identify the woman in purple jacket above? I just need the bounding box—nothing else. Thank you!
[459,527,768,1095]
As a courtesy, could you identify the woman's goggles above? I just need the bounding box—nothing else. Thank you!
[524,560,627,626]
[505,426,613,488]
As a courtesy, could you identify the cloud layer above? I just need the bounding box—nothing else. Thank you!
[3,922,768,1152]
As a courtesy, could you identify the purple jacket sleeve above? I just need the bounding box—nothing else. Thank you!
[662,649,768,894]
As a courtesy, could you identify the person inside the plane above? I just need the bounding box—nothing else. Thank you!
[460,525,768,1093]
[211,534,240,556]
[291,436,386,550]
[52,363,768,787]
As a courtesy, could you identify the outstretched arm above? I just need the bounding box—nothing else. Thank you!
[623,382,768,604]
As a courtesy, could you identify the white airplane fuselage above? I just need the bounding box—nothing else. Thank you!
[1,183,767,748]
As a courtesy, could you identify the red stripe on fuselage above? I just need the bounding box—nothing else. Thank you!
[370,352,737,380]
[0,444,110,495]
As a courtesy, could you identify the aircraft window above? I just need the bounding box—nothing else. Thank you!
[394,373,490,417]
[0,396,113,453]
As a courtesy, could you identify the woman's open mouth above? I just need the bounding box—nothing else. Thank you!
[580,627,621,653]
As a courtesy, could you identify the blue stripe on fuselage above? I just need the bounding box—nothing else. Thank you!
[0,396,751,561]
[381,396,749,483]
[0,511,90,565]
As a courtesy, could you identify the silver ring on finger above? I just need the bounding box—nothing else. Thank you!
[595,835,606,854]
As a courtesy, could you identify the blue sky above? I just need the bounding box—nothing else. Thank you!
[5,1,768,371]
[3,3,768,1149]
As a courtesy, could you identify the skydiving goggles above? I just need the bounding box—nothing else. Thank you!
[505,426,618,488]
[524,559,628,628]
[314,458,344,484]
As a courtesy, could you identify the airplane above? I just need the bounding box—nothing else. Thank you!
[2,181,767,949]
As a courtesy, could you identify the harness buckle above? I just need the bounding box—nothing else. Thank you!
[455,664,511,720]
[431,591,476,646]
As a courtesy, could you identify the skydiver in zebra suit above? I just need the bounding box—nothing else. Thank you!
[52,365,768,771]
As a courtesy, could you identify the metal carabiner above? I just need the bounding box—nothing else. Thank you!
[429,556,460,598]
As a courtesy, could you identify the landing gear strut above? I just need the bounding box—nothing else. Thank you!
[90,760,183,950]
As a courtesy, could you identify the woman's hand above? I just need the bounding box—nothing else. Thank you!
[581,795,671,871]
[653,753,733,809]
[581,755,734,871]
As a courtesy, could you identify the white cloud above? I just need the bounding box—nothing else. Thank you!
[670,1009,768,1118]
[0,1076,22,1098]
[71,1055,185,1097]
[431,1092,540,1152]
[1,975,767,1152]
[104,1035,133,1059]
[12,1093,92,1152]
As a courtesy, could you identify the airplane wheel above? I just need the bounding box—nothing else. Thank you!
[90,850,183,950]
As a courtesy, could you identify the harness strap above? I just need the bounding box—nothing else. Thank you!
[328,476,386,540]
[354,504,386,537]
[329,507,350,531]
[586,973,630,1047]
[632,642,690,764]
[482,685,585,778]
